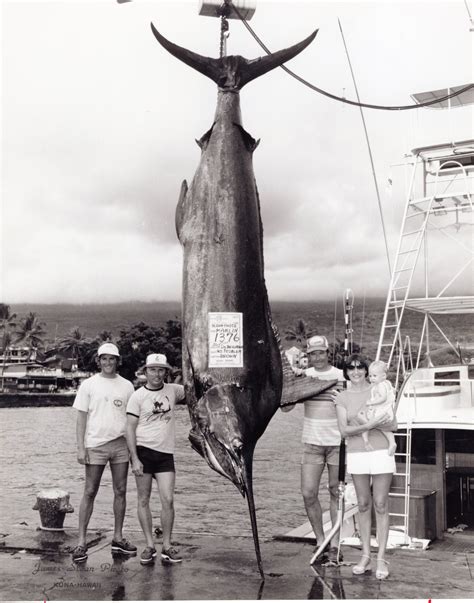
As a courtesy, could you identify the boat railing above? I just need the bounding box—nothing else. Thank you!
[396,369,473,420]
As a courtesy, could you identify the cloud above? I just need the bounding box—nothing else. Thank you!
[2,1,472,303]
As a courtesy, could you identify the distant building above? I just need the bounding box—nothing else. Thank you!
[285,346,306,367]
[0,346,90,393]
[0,345,38,364]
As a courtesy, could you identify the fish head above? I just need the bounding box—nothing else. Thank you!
[191,383,257,494]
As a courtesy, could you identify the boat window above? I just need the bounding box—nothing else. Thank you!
[434,370,460,386]
[445,429,474,454]
[468,365,474,380]
[406,429,436,465]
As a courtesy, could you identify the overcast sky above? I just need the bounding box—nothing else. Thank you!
[1,0,472,303]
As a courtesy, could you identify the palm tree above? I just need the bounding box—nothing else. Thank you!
[0,303,17,325]
[96,330,114,343]
[0,331,13,392]
[14,312,47,360]
[328,337,364,369]
[0,303,17,362]
[284,318,311,345]
[57,327,94,369]
[0,305,18,391]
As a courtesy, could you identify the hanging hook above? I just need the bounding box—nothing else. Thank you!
[218,2,233,57]
[220,13,230,57]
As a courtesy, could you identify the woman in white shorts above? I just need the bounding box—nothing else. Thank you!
[335,354,397,580]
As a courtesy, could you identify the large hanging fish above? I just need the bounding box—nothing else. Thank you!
[151,24,334,577]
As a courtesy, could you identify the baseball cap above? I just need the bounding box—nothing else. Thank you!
[97,342,120,357]
[306,335,329,353]
[145,353,172,369]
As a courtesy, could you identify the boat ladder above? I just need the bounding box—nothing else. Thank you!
[376,192,436,373]
[388,425,413,546]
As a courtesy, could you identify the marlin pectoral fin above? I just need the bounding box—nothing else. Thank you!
[279,348,338,406]
[175,179,188,240]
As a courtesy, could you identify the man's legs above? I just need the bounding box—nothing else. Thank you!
[135,472,155,548]
[327,463,340,547]
[110,461,129,542]
[301,462,326,543]
[155,471,176,551]
[78,464,105,547]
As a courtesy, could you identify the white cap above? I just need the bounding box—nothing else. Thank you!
[145,353,172,369]
[306,335,329,353]
[97,343,120,357]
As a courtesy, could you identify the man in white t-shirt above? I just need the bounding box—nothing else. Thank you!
[126,353,185,566]
[282,335,345,563]
[71,343,136,563]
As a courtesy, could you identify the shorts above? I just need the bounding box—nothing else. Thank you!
[301,444,341,466]
[136,446,175,474]
[347,449,396,475]
[87,436,129,465]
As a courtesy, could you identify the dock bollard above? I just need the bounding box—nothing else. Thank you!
[33,488,74,531]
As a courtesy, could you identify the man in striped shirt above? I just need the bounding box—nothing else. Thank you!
[282,335,345,563]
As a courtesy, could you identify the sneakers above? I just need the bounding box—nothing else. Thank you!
[161,546,182,564]
[140,546,157,565]
[71,545,88,563]
[111,538,137,555]
[311,542,329,564]
[327,547,344,564]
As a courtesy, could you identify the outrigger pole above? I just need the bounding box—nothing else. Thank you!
[310,291,353,566]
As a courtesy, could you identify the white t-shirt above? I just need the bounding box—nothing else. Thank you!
[302,365,345,446]
[73,373,135,448]
[126,383,185,454]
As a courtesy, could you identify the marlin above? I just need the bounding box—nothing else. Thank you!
[151,24,335,577]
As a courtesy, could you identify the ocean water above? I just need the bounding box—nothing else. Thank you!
[0,405,329,539]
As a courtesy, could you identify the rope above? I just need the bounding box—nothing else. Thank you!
[229,3,474,111]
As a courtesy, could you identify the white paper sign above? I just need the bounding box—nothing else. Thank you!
[208,312,243,367]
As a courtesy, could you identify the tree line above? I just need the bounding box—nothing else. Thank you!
[0,304,182,382]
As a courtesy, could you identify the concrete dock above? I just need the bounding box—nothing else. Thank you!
[0,525,473,600]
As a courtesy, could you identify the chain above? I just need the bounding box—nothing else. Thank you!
[219,13,230,58]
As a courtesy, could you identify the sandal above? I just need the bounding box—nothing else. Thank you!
[376,558,390,580]
[352,554,371,575]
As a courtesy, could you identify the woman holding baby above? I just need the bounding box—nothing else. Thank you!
[335,354,397,580]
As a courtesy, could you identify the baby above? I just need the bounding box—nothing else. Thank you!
[359,360,397,456]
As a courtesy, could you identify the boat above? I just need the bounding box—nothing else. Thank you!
[377,132,474,544]
[279,90,474,554]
